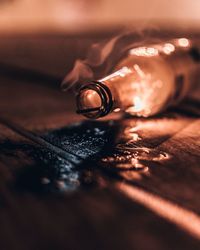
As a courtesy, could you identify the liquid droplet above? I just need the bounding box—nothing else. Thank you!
[41,177,51,185]
[101,138,171,177]
[113,108,121,112]
[101,146,149,173]
[157,151,171,161]
[56,180,66,190]
[124,127,142,141]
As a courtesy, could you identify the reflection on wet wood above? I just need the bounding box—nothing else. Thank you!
[0,80,200,249]
[0,41,200,249]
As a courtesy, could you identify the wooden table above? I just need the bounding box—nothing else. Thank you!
[0,34,200,250]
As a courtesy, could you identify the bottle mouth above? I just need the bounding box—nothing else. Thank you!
[76,81,113,119]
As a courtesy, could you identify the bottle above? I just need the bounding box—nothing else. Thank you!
[76,38,200,119]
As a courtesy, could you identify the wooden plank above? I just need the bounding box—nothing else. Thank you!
[0,125,200,250]
[0,45,200,249]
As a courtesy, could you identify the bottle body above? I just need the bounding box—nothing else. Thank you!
[77,38,200,118]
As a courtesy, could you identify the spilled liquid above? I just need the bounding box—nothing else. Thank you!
[101,123,171,176]
[26,121,116,193]
[0,118,172,194]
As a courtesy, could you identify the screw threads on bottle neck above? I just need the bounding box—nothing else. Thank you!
[76,81,113,119]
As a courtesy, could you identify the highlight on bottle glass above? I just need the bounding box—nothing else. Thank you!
[76,38,200,119]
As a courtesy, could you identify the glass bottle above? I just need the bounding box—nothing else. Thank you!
[76,38,200,119]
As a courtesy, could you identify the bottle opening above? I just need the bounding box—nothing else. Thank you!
[76,81,113,119]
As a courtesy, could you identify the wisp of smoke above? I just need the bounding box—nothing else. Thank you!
[61,28,160,92]
[61,35,120,91]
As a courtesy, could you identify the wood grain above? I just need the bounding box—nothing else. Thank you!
[0,37,200,250]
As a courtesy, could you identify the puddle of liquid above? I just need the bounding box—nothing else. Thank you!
[101,123,171,176]
[0,118,172,195]
[101,149,148,173]
[116,143,171,161]
[43,121,117,160]
[1,120,117,194]
[101,143,171,171]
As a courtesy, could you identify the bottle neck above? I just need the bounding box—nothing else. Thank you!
[76,81,113,119]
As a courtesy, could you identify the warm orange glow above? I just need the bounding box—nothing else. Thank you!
[113,108,121,112]
[130,96,145,112]
[162,43,175,54]
[1,1,200,35]
[124,126,142,141]
[77,38,198,119]
[87,90,96,100]
[178,38,190,47]
[118,183,200,240]
[130,47,159,57]
[100,66,132,82]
